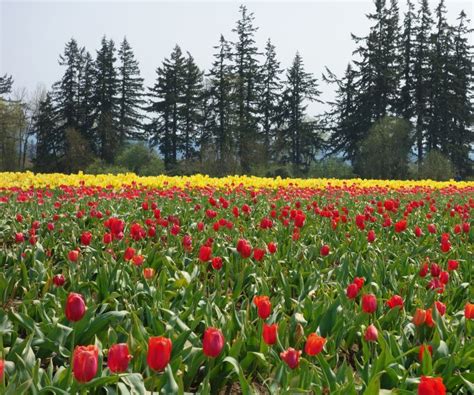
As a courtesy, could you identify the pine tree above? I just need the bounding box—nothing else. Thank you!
[399,0,416,120]
[148,45,186,169]
[412,0,433,165]
[446,11,473,176]
[93,37,119,163]
[323,64,359,163]
[34,93,62,171]
[77,51,96,144]
[232,4,261,172]
[279,52,321,169]
[180,52,203,160]
[427,0,451,154]
[117,37,145,143]
[259,39,282,162]
[206,35,234,162]
[0,74,13,96]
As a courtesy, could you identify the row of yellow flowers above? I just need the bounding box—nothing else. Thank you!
[0,171,472,190]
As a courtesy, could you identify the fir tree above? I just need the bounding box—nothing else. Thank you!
[232,5,261,172]
[93,37,119,163]
[148,45,186,169]
[279,52,321,169]
[0,74,13,96]
[117,37,145,143]
[259,39,282,162]
[399,0,416,120]
[34,93,62,171]
[77,51,96,143]
[180,52,203,160]
[412,0,433,165]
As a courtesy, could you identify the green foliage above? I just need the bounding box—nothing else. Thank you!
[309,158,355,179]
[357,117,412,179]
[418,150,455,181]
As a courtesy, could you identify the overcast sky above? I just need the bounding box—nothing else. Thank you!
[1,0,472,113]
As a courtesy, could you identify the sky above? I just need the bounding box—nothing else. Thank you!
[1,0,472,113]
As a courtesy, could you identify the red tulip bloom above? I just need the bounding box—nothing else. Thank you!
[108,343,131,373]
[367,230,376,243]
[262,323,278,345]
[353,277,365,290]
[394,220,407,233]
[418,376,445,395]
[211,257,223,270]
[124,247,135,261]
[80,231,92,246]
[68,250,79,262]
[439,271,449,285]
[364,324,378,342]
[280,348,301,369]
[267,242,277,254]
[346,283,359,299]
[202,327,225,358]
[147,336,172,371]
[143,268,155,279]
[430,263,440,277]
[253,248,265,262]
[305,333,326,356]
[0,359,4,381]
[361,294,377,314]
[386,295,404,309]
[425,308,435,327]
[132,255,144,266]
[253,296,272,319]
[419,262,429,277]
[15,232,24,243]
[413,308,427,326]
[73,345,99,383]
[199,245,212,262]
[65,293,86,322]
[320,245,330,256]
[53,274,65,287]
[418,345,433,362]
[447,260,459,271]
[237,239,252,259]
[434,301,446,316]
[465,303,474,319]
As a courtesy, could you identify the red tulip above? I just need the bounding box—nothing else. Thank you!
[419,262,429,277]
[262,323,278,345]
[418,376,445,395]
[253,296,271,320]
[465,303,474,319]
[108,343,131,373]
[0,359,4,381]
[80,231,92,246]
[68,250,79,262]
[124,247,135,261]
[394,220,407,233]
[353,277,365,290]
[202,327,225,358]
[65,293,86,322]
[447,260,458,271]
[430,263,440,277]
[15,232,24,243]
[361,294,377,314]
[73,345,99,383]
[280,347,301,369]
[53,274,65,287]
[211,257,223,270]
[425,308,435,327]
[253,248,265,262]
[267,242,277,254]
[320,245,330,256]
[143,268,155,279]
[413,308,427,326]
[367,230,376,243]
[418,344,433,362]
[364,324,378,342]
[434,301,446,316]
[199,245,212,262]
[439,271,449,285]
[132,254,144,266]
[346,283,359,299]
[386,295,404,309]
[305,333,326,355]
[147,336,172,371]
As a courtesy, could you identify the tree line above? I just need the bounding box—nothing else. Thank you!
[0,0,472,179]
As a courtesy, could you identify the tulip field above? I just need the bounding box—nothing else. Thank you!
[0,172,473,394]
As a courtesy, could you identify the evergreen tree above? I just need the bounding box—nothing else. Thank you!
[34,93,61,171]
[323,64,359,163]
[93,37,119,163]
[232,5,261,172]
[399,0,416,120]
[446,11,473,176]
[279,52,321,168]
[77,51,96,143]
[412,0,433,165]
[148,45,186,169]
[0,74,13,96]
[206,35,234,162]
[180,53,203,160]
[117,37,145,143]
[258,39,282,162]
